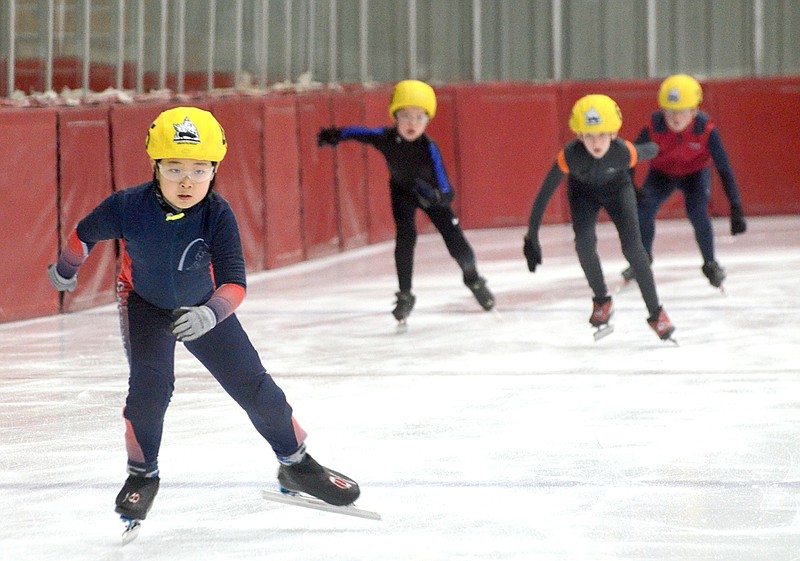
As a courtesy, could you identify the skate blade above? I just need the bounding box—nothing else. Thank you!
[395,320,408,334]
[120,517,141,545]
[262,489,381,521]
[490,308,503,321]
[592,324,614,341]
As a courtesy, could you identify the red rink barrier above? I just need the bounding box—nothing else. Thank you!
[57,106,118,312]
[453,82,563,229]
[362,86,396,244]
[109,102,166,190]
[296,91,341,259]
[330,87,370,250]
[211,97,267,271]
[0,109,60,321]
[262,95,304,269]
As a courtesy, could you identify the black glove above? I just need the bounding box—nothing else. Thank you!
[413,178,453,209]
[523,236,542,272]
[317,127,342,147]
[730,204,747,235]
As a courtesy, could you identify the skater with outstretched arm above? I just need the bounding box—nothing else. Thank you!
[47,107,361,540]
[523,94,676,342]
[317,79,495,330]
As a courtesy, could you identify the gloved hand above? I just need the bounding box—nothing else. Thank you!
[317,127,342,147]
[523,236,542,272]
[47,264,77,292]
[413,178,453,208]
[171,306,217,342]
[730,204,747,235]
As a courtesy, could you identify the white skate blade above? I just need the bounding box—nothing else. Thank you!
[261,490,381,521]
[395,320,408,334]
[592,324,614,341]
[120,517,141,545]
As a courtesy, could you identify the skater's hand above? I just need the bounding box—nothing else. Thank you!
[47,263,77,292]
[730,204,747,235]
[317,127,342,147]
[171,306,217,342]
[523,236,542,272]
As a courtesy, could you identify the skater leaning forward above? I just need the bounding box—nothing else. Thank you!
[317,79,495,325]
[523,94,676,341]
[46,107,360,527]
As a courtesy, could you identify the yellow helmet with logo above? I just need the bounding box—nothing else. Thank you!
[146,106,228,162]
[389,79,437,120]
[658,74,702,110]
[569,94,622,134]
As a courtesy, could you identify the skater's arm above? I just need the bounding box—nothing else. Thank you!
[317,126,388,147]
[707,128,742,207]
[527,161,564,238]
[630,140,659,163]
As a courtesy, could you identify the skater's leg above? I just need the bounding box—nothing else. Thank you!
[391,191,418,292]
[637,170,675,258]
[185,315,306,458]
[681,169,716,263]
[569,191,608,300]
[424,205,478,282]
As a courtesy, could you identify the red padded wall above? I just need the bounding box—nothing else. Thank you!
[0,109,59,321]
[704,77,800,216]
[454,82,563,229]
[263,95,304,269]
[362,86,396,244]
[211,97,266,271]
[296,91,340,259]
[57,106,118,312]
[109,102,165,190]
[330,87,370,250]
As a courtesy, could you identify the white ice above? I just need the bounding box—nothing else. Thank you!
[1,216,799,561]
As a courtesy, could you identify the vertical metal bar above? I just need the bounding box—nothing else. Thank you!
[177,0,185,93]
[359,0,368,82]
[471,0,481,81]
[234,0,243,87]
[753,0,764,76]
[82,0,91,95]
[158,0,167,89]
[307,0,315,78]
[7,0,15,96]
[45,0,55,92]
[551,0,562,80]
[284,0,292,81]
[328,0,337,83]
[259,0,269,88]
[499,0,509,78]
[646,0,657,78]
[408,0,417,79]
[116,0,126,90]
[207,0,216,90]
[135,0,144,93]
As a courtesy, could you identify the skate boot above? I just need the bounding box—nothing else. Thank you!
[278,453,360,506]
[392,290,416,321]
[115,475,160,521]
[466,277,495,311]
[701,260,726,288]
[590,296,614,340]
[647,306,676,342]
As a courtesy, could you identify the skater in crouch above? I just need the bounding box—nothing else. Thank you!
[523,94,676,341]
[620,74,747,290]
[47,107,360,533]
[317,79,495,327]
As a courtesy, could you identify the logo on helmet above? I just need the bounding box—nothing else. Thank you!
[173,117,201,145]
[584,107,602,127]
[667,87,681,105]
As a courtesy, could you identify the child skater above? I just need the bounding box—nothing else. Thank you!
[621,74,747,290]
[524,94,676,342]
[317,79,495,328]
[47,107,360,538]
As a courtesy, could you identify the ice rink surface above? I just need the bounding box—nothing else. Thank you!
[1,216,799,561]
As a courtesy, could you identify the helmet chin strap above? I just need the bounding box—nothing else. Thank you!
[151,167,217,221]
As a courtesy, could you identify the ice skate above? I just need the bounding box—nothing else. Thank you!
[392,290,415,332]
[466,277,495,311]
[701,260,726,291]
[115,475,160,543]
[647,306,677,344]
[589,296,614,341]
[277,453,360,507]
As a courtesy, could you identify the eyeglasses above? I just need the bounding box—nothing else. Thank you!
[395,113,429,124]
[157,163,216,183]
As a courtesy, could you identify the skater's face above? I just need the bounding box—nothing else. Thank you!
[664,108,697,133]
[394,107,429,141]
[153,158,216,209]
[578,132,615,159]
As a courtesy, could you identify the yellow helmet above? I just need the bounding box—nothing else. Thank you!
[569,94,622,134]
[146,106,228,162]
[658,74,702,110]
[389,79,437,120]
